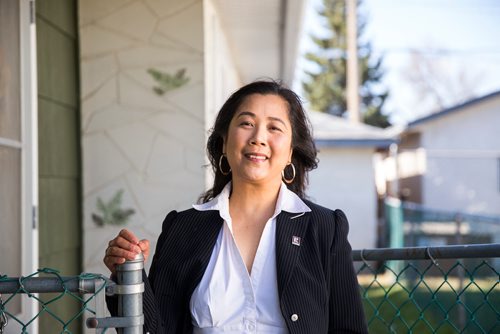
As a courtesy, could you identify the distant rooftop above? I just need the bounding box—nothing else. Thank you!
[308,110,396,148]
[408,90,500,128]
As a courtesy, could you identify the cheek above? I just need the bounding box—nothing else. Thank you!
[225,128,245,152]
[273,136,293,159]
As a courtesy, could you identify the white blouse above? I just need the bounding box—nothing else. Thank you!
[190,182,311,333]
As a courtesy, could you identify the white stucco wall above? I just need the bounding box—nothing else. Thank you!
[204,0,241,123]
[80,0,207,275]
[307,147,378,250]
[203,0,244,187]
[417,96,500,215]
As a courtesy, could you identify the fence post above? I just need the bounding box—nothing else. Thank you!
[86,253,144,332]
[454,214,466,331]
[385,197,404,275]
[115,252,144,334]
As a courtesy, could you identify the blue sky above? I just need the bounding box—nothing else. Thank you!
[295,0,500,124]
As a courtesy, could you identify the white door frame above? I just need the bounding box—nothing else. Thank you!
[19,0,39,331]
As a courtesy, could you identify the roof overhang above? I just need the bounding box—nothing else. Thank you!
[213,0,308,86]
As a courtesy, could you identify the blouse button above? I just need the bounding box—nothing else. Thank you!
[291,314,299,322]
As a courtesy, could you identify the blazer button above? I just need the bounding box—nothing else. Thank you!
[291,314,299,322]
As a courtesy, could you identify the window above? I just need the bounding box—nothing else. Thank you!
[0,0,23,289]
[0,0,38,328]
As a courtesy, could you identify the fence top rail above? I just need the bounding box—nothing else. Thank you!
[352,243,500,261]
[0,276,110,294]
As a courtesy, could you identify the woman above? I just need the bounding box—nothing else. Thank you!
[104,80,368,333]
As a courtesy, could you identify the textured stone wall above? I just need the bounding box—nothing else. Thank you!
[79,0,207,275]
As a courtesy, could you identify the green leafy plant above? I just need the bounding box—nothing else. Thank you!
[147,67,190,95]
[92,189,135,227]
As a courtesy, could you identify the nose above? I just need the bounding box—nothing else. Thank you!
[249,125,267,146]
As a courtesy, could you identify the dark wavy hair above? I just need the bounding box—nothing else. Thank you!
[199,80,318,203]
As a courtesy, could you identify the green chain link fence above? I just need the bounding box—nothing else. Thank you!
[0,254,144,334]
[0,268,109,333]
[354,244,500,334]
[1,245,498,333]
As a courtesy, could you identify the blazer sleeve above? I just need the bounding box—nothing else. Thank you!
[106,210,178,334]
[328,209,368,334]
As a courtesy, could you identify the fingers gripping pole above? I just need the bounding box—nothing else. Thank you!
[87,253,144,333]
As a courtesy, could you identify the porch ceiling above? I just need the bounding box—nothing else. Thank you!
[213,0,308,85]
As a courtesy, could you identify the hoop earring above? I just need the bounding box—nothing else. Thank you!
[218,154,231,176]
[282,162,296,184]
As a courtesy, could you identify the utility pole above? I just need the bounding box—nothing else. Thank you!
[346,0,361,123]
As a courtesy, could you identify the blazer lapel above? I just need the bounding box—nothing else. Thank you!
[183,210,223,294]
[275,211,310,298]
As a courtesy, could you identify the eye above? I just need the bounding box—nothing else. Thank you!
[239,121,253,127]
[269,124,283,132]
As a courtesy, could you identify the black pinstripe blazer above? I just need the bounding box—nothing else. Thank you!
[108,200,368,334]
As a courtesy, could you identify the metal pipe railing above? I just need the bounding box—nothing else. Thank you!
[0,276,104,294]
[352,243,500,261]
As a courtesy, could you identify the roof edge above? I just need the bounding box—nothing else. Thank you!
[408,90,500,128]
[315,138,396,149]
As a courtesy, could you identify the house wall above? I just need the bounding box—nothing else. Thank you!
[397,132,423,202]
[308,147,378,249]
[79,0,208,275]
[416,96,500,215]
[203,0,242,185]
[37,0,82,332]
[204,0,241,125]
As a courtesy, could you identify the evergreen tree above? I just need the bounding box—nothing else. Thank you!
[303,0,390,128]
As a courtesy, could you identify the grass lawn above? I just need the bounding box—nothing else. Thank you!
[360,278,500,333]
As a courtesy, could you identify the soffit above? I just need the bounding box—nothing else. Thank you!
[213,0,306,85]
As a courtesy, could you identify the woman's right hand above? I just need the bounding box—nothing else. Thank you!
[103,229,150,275]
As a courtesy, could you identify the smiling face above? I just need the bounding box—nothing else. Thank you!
[223,94,293,189]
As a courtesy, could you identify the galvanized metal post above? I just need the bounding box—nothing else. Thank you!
[115,253,144,334]
[86,253,145,331]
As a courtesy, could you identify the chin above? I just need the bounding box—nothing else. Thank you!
[241,175,281,185]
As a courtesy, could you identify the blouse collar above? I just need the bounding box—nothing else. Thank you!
[193,182,311,219]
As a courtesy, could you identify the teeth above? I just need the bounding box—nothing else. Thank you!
[248,154,266,160]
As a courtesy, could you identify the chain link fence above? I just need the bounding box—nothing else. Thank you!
[0,254,144,334]
[354,243,500,334]
[0,269,107,333]
[1,245,499,333]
